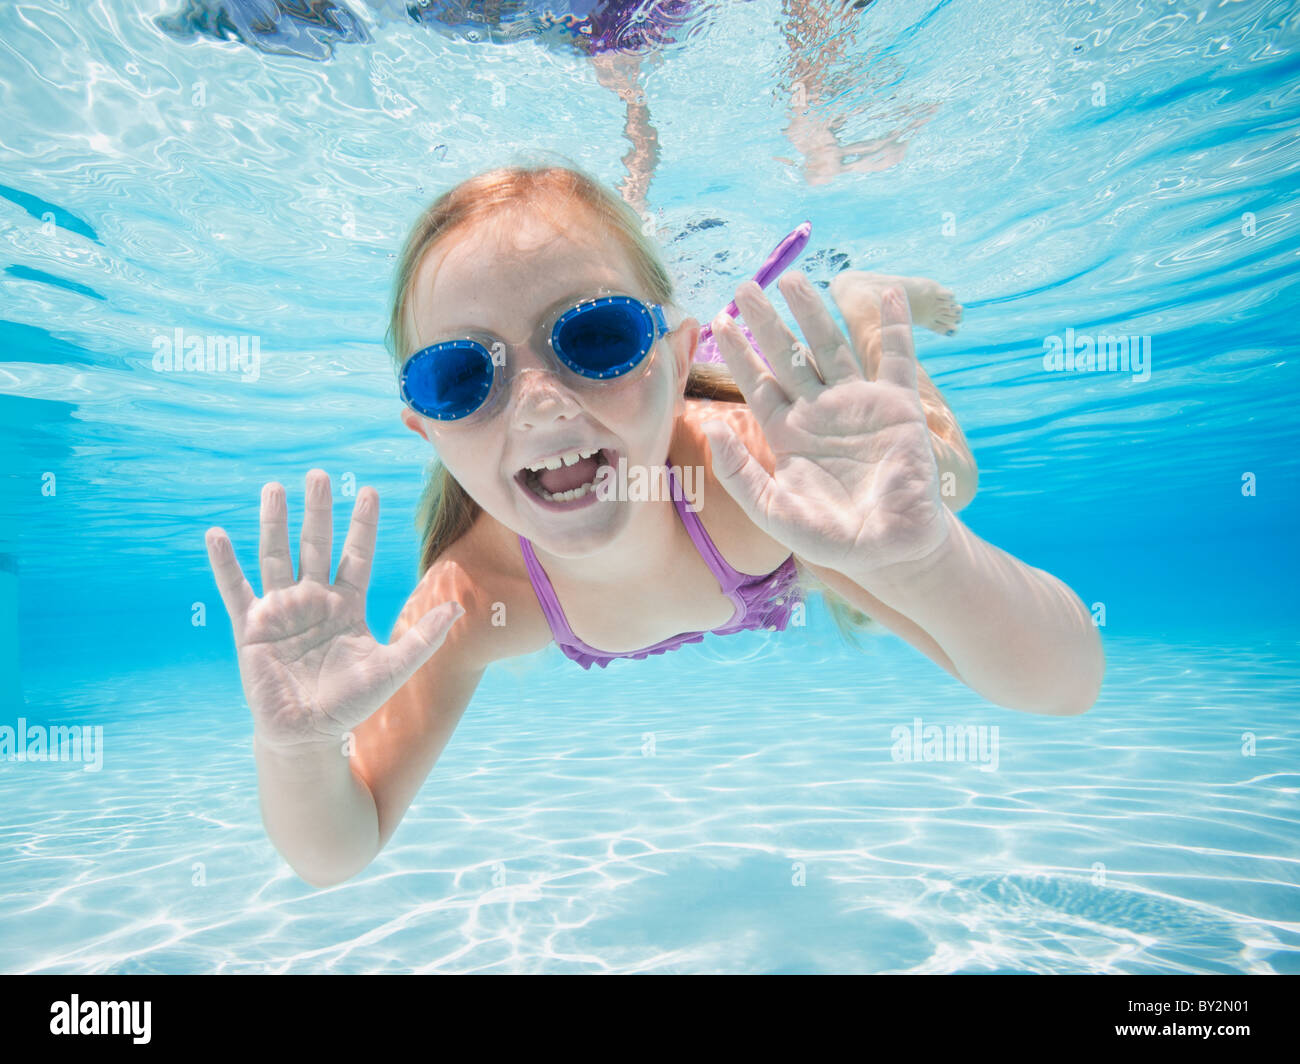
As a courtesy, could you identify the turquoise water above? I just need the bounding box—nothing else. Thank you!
[1,0,1298,973]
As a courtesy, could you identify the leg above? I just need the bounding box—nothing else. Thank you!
[829,270,976,509]
[830,271,964,375]
[591,51,658,216]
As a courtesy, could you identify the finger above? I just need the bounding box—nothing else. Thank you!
[734,280,823,400]
[700,418,776,530]
[259,482,294,593]
[830,280,885,380]
[777,270,862,385]
[205,527,255,635]
[334,486,378,598]
[383,601,466,695]
[877,286,920,393]
[711,314,790,427]
[298,469,334,585]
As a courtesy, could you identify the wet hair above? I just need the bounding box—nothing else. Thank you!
[385,156,874,644]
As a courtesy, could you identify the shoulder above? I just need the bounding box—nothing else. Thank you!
[678,397,777,475]
[392,509,553,670]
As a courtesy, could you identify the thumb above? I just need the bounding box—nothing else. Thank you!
[384,601,465,692]
[701,419,773,528]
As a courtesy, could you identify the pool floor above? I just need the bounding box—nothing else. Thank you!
[1,634,1296,974]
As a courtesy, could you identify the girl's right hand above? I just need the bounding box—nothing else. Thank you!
[204,469,464,752]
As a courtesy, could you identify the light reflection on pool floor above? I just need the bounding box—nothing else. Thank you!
[1,634,1296,974]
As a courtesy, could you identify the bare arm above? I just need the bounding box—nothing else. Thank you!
[205,471,486,889]
[804,512,1105,716]
[253,737,382,890]
[705,277,1090,714]
[352,586,487,856]
[277,563,490,887]
[255,620,485,888]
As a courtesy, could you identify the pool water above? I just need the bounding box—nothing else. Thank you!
[1,0,1297,973]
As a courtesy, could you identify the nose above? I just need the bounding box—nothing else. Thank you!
[508,365,584,429]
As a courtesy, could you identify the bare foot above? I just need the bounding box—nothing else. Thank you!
[829,270,963,336]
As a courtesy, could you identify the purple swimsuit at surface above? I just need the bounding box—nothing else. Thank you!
[409,1,702,55]
[518,463,803,669]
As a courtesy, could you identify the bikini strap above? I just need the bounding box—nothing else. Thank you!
[667,463,746,594]
[518,534,582,646]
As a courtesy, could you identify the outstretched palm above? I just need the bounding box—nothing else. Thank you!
[205,471,463,751]
[701,275,952,577]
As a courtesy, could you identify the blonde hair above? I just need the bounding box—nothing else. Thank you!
[385,157,875,645]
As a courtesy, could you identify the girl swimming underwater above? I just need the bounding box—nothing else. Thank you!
[204,164,1104,887]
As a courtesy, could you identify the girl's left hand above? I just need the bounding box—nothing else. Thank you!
[700,273,954,579]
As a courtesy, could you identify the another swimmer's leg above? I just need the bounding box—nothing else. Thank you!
[591,51,658,216]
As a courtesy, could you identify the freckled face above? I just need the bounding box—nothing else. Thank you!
[399,210,695,558]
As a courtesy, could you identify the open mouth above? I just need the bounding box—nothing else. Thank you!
[515,447,618,510]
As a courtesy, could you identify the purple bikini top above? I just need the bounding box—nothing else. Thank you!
[518,464,802,669]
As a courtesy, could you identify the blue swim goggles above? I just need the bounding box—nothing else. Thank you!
[399,288,675,423]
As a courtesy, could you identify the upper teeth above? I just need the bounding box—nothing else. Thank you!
[526,447,600,472]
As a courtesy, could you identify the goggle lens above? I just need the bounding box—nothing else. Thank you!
[401,338,494,421]
[553,298,655,378]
